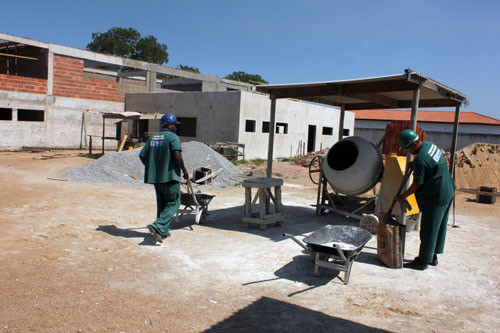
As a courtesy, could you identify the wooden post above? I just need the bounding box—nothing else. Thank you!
[244,188,252,217]
[118,134,128,152]
[266,96,277,178]
[102,116,106,155]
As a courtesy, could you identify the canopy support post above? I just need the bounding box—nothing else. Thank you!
[338,104,346,141]
[450,104,461,228]
[399,86,420,229]
[266,96,277,178]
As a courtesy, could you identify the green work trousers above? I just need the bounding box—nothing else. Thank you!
[418,199,453,263]
[152,181,180,237]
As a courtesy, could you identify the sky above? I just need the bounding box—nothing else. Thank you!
[1,0,500,120]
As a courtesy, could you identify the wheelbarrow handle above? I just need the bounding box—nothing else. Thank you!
[283,233,311,253]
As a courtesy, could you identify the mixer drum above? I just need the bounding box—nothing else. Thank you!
[321,136,383,195]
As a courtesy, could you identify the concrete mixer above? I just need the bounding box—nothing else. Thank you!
[314,136,383,220]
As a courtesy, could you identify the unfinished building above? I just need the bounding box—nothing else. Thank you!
[0,33,353,157]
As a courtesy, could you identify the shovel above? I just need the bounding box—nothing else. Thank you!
[383,163,414,226]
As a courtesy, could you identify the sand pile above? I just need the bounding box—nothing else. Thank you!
[451,143,500,189]
[65,141,242,188]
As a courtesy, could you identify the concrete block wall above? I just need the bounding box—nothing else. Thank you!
[0,89,123,150]
[53,55,124,102]
[0,73,47,94]
[125,91,242,143]
[0,54,127,150]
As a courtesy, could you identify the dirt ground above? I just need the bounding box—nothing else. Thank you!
[0,150,499,332]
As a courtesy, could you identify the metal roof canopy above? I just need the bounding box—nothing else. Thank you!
[255,70,468,222]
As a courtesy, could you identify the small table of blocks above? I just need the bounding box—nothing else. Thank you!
[242,177,284,229]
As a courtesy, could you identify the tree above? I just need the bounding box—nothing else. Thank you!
[177,64,200,73]
[87,27,168,65]
[224,71,268,84]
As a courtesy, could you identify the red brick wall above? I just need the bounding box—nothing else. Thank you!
[383,120,426,156]
[53,55,124,102]
[0,74,47,94]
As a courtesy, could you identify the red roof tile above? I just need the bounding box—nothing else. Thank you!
[353,110,500,125]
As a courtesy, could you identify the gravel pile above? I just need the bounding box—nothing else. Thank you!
[65,141,243,188]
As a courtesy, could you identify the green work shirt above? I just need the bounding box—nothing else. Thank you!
[139,130,182,184]
[413,141,456,208]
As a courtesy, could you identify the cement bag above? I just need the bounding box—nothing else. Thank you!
[377,214,404,269]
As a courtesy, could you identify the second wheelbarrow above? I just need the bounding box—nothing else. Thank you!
[284,225,371,285]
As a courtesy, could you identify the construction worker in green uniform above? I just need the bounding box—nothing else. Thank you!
[139,113,189,243]
[395,129,456,270]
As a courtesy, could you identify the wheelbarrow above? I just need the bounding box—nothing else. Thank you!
[284,225,372,285]
[176,180,215,224]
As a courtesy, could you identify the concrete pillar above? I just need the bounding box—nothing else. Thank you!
[146,71,157,92]
[47,51,54,96]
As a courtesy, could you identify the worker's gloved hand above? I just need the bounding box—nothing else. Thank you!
[399,200,412,212]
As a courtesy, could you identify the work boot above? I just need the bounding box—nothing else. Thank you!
[430,254,438,266]
[404,257,428,270]
[147,224,168,243]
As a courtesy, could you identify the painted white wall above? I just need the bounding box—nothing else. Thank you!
[125,91,355,160]
[239,92,354,159]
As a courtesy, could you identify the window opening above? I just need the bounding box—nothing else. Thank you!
[18,109,44,122]
[262,121,270,133]
[0,43,48,79]
[276,122,288,134]
[343,128,350,136]
[0,107,12,120]
[177,117,197,137]
[322,127,333,135]
[245,119,256,132]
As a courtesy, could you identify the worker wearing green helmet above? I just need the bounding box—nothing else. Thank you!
[395,129,456,270]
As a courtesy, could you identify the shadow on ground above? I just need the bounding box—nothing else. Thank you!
[174,204,358,243]
[95,225,159,246]
[243,254,344,296]
[204,296,389,332]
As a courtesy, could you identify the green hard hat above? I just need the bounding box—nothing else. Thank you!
[397,129,419,151]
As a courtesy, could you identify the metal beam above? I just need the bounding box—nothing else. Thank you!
[345,98,460,110]
[346,92,400,108]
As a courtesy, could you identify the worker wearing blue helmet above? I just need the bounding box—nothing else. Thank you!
[395,129,455,270]
[139,113,189,243]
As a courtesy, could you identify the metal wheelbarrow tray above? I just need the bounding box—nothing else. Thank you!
[176,181,215,224]
[284,225,371,285]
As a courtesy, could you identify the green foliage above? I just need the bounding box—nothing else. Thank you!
[232,159,249,165]
[87,27,168,65]
[133,35,168,64]
[278,157,297,162]
[177,64,200,73]
[250,158,266,165]
[224,71,268,84]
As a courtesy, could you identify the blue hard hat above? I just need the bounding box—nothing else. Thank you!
[160,113,180,125]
